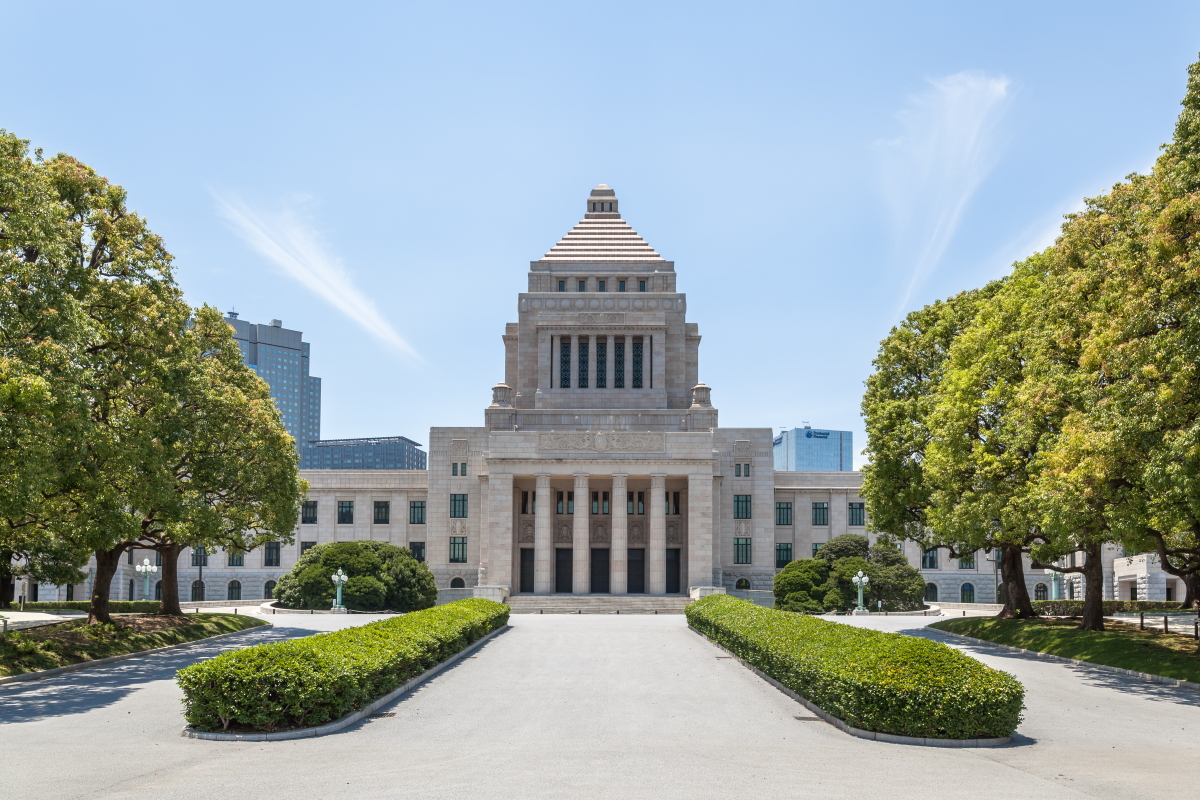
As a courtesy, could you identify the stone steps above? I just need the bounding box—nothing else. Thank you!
[506,595,692,615]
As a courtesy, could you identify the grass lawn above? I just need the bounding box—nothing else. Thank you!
[931,616,1200,683]
[0,613,266,677]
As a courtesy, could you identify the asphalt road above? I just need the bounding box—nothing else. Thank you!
[1,611,1196,799]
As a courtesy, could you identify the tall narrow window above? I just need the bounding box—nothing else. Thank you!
[521,491,529,515]
[301,500,317,524]
[734,538,751,564]
[775,502,793,526]
[578,280,586,292]
[264,541,281,567]
[578,338,589,388]
[775,543,793,569]
[639,280,646,292]
[602,491,610,514]
[449,537,467,563]
[632,338,643,388]
[596,339,606,388]
[672,492,680,515]
[811,502,828,526]
[592,491,599,515]
[337,501,354,524]
[922,549,938,569]
[374,501,390,524]
[567,491,574,514]
[558,280,565,292]
[627,491,634,514]
[614,340,625,388]
[619,280,626,292]
[637,491,645,515]
[598,280,606,292]
[410,542,425,562]
[734,495,752,519]
[450,494,468,518]
[228,550,244,567]
[557,491,564,514]
[665,491,671,515]
[848,502,865,527]
[452,462,459,476]
[409,501,426,524]
[560,339,571,388]
[735,463,741,477]
[192,546,208,567]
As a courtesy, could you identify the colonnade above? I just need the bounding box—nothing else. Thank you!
[544,333,667,391]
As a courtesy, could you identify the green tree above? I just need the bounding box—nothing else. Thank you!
[274,541,437,612]
[814,533,869,563]
[865,542,926,611]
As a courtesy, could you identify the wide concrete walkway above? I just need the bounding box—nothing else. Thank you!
[1,612,1196,799]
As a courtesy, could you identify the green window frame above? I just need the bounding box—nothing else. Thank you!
[922,548,938,569]
[848,502,865,527]
[959,551,975,569]
[409,501,426,524]
[301,500,317,524]
[775,502,792,526]
[264,541,281,567]
[374,501,390,524]
[227,550,244,567]
[775,543,793,569]
[733,495,752,519]
[450,494,468,518]
[811,502,828,526]
[734,538,751,564]
[449,536,467,563]
[337,500,354,524]
[191,546,208,567]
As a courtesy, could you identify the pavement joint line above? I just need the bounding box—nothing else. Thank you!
[930,627,1200,691]
[0,621,274,686]
[687,624,1013,748]
[182,623,512,742]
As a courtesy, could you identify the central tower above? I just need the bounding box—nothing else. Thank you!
[486,185,715,431]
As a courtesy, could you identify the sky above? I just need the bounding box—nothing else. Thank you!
[7,1,1200,467]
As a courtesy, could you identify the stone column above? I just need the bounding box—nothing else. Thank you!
[611,473,628,594]
[534,473,553,594]
[603,335,612,391]
[687,474,714,590]
[649,474,666,593]
[623,337,632,391]
[570,334,579,389]
[538,333,551,391]
[588,334,598,390]
[652,333,666,392]
[573,473,590,594]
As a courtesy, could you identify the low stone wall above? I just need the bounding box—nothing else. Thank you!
[937,602,1003,615]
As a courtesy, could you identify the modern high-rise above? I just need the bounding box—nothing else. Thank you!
[773,426,853,471]
[224,313,322,443]
[300,436,427,470]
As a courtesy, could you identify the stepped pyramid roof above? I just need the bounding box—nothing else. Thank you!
[537,185,665,263]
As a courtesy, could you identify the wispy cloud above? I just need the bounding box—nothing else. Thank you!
[215,193,421,360]
[877,71,1013,316]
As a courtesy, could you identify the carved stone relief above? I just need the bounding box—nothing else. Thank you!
[666,523,681,545]
[555,524,573,544]
[578,313,625,324]
[518,522,535,543]
[591,523,609,543]
[628,522,645,544]
[733,440,753,459]
[450,520,468,536]
[539,432,664,453]
[734,520,750,537]
[450,439,469,458]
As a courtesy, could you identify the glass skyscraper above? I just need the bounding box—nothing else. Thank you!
[299,436,427,470]
[225,313,322,443]
[773,426,854,471]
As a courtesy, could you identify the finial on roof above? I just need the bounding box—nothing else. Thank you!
[586,184,618,218]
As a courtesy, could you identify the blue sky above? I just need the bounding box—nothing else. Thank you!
[8,2,1200,466]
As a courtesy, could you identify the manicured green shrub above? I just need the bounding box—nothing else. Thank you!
[1033,599,1184,616]
[273,540,436,612]
[176,598,508,733]
[773,544,924,613]
[687,595,1024,739]
[18,601,161,613]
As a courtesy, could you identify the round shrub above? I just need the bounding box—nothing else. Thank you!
[273,541,436,612]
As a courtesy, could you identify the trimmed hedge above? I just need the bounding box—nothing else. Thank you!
[1032,600,1184,616]
[176,598,509,732]
[18,601,161,613]
[686,595,1024,739]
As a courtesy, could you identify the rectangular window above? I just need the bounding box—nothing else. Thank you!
[734,538,751,564]
[409,501,426,524]
[450,494,468,518]
[775,502,793,526]
[775,543,793,569]
[191,546,208,567]
[460,462,467,475]
[409,541,425,562]
[128,550,134,565]
[734,495,752,519]
[959,551,975,569]
[922,549,938,570]
[848,502,865,527]
[596,339,606,388]
[301,500,318,524]
[665,491,671,515]
[632,338,643,388]
[637,491,644,515]
[557,491,564,514]
[227,550,244,567]
[639,279,646,292]
[602,491,610,514]
[560,339,571,388]
[598,280,605,292]
[300,541,316,554]
[744,464,751,477]
[811,502,828,526]
[627,491,634,514]
[264,541,281,567]
[452,462,458,476]
[449,537,467,563]
[578,337,589,388]
[619,280,626,292]
[672,492,680,515]
[812,543,823,557]
[567,491,574,514]
[592,491,599,515]
[521,491,529,515]
[155,551,163,567]
[614,340,625,388]
[578,280,586,292]
[558,280,565,292]
[374,501,390,524]
[337,501,354,524]
[735,463,741,477]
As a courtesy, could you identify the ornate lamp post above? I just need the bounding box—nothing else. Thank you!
[135,558,158,601]
[852,570,870,615]
[331,568,349,613]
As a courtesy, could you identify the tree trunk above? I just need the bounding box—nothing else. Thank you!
[1079,541,1106,631]
[0,551,14,610]
[157,543,186,616]
[89,545,126,624]
[1182,572,1199,610]
[997,543,1038,619]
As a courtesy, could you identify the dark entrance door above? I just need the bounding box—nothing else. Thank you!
[555,548,573,593]
[590,548,610,594]
[520,548,535,593]
[666,548,681,594]
[627,548,646,593]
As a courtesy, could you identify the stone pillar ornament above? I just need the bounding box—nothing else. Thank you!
[649,474,667,594]
[690,383,712,408]
[573,473,590,594]
[534,474,552,594]
[611,474,628,594]
[489,382,512,408]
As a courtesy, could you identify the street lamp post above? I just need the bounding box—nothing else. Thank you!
[135,558,158,601]
[331,568,349,613]
[852,570,870,616]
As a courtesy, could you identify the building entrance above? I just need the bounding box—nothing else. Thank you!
[520,548,534,593]
[590,548,610,593]
[628,548,645,593]
[555,548,573,593]
[666,548,681,594]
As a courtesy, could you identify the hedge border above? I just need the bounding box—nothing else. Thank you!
[930,627,1200,692]
[689,626,1012,747]
[0,622,271,685]
[182,623,511,741]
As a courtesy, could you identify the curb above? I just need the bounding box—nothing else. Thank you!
[0,619,272,686]
[182,623,511,741]
[688,626,1012,748]
[929,627,1200,692]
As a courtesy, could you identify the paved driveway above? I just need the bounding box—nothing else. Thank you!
[1,611,1196,799]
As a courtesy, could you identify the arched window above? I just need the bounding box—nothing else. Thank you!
[960,583,975,603]
[227,580,242,601]
[264,580,277,599]
[1034,583,1048,601]
[735,578,751,590]
[154,580,162,600]
[450,577,465,589]
[191,580,205,602]
[924,583,938,602]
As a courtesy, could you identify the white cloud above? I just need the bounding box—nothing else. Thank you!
[877,71,1013,316]
[214,193,421,361]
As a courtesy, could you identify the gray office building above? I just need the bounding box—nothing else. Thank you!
[300,436,426,470]
[773,426,854,471]
[225,313,322,443]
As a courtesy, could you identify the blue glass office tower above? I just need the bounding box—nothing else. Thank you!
[300,436,427,470]
[773,426,854,471]
[225,313,321,443]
